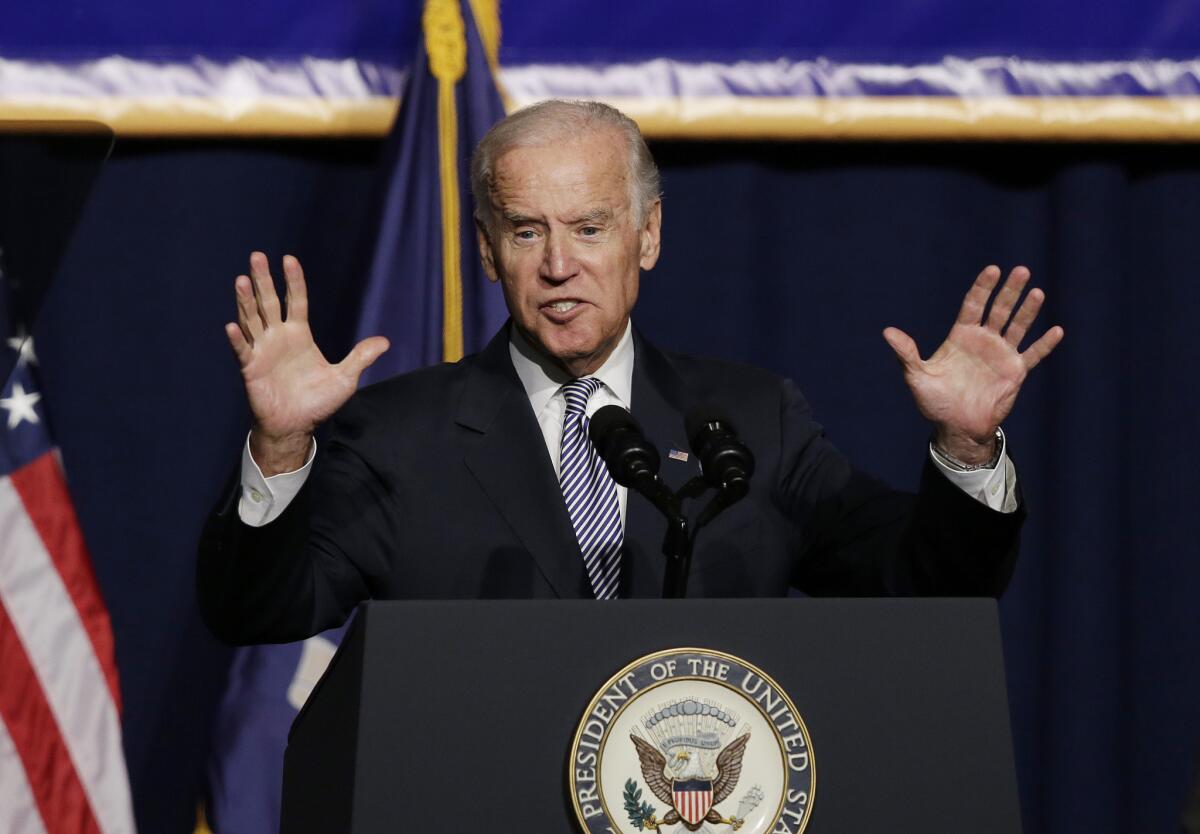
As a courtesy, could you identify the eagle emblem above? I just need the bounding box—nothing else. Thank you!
[628,697,751,831]
[568,649,814,834]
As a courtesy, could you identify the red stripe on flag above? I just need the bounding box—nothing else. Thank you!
[10,453,122,713]
[0,597,104,834]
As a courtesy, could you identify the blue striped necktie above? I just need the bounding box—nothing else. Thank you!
[558,377,623,599]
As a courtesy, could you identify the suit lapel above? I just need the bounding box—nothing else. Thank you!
[624,329,703,597]
[457,327,586,599]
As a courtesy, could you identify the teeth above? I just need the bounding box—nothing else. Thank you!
[550,301,579,313]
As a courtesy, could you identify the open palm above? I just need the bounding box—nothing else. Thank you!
[883,265,1063,462]
[226,252,389,474]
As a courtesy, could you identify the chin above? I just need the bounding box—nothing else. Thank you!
[537,329,601,362]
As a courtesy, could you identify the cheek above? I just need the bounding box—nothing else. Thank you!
[621,267,641,305]
[498,262,539,305]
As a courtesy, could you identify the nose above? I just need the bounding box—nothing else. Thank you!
[541,230,579,283]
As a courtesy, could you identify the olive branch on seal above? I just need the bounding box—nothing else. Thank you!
[623,778,658,830]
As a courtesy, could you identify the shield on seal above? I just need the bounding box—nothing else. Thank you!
[672,778,714,826]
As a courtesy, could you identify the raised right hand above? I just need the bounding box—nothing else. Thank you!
[226,252,389,476]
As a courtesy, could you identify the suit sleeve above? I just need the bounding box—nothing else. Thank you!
[774,379,1025,597]
[197,393,398,645]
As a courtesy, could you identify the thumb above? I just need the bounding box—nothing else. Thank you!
[882,327,921,369]
[339,336,391,380]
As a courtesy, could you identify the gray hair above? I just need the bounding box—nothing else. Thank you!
[470,99,662,233]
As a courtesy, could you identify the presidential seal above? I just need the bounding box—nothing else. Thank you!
[569,648,814,834]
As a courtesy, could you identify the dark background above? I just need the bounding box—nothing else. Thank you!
[30,137,1200,833]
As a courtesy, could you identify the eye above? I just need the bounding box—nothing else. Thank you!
[514,229,537,241]
[580,226,600,236]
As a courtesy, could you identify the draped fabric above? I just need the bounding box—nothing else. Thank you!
[29,137,1200,833]
[7,0,1200,138]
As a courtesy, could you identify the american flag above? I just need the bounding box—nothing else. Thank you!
[0,331,136,834]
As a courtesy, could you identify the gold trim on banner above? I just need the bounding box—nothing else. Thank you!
[8,95,1200,140]
[0,96,399,137]
[424,0,467,363]
[598,95,1200,140]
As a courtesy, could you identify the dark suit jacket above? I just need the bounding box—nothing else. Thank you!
[198,325,1024,645]
[1184,762,1200,834]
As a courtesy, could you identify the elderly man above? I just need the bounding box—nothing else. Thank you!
[199,101,1062,645]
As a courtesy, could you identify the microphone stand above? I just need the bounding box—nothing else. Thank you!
[627,472,747,599]
[625,471,694,599]
[658,476,747,599]
[660,511,693,599]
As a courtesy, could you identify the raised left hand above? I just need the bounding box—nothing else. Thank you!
[882,265,1064,465]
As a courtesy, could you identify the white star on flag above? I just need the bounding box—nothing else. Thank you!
[6,331,37,367]
[0,381,41,429]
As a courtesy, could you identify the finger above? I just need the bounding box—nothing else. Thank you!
[882,327,922,370]
[225,322,252,365]
[986,266,1031,332]
[1021,325,1065,371]
[234,274,262,342]
[282,254,309,324]
[338,336,391,381]
[248,251,282,327]
[1004,286,1044,347]
[956,265,1002,325]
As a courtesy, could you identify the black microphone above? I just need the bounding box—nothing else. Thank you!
[588,405,661,488]
[684,406,755,501]
[588,405,678,520]
[589,405,691,598]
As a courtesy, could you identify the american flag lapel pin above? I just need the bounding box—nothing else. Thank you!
[668,449,689,462]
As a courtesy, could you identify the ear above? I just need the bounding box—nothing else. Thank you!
[638,200,662,271]
[476,220,499,283]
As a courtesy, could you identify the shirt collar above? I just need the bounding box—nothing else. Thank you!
[508,320,635,414]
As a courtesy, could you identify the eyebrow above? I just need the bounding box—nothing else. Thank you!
[501,207,614,226]
[502,211,541,226]
[573,208,612,224]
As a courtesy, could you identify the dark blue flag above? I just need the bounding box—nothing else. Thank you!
[205,2,507,831]
[357,0,510,377]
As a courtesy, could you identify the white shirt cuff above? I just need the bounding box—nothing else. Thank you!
[928,429,1019,513]
[238,433,316,527]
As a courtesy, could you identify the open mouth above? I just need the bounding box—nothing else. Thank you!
[542,300,586,322]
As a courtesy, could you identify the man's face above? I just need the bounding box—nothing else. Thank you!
[477,128,662,378]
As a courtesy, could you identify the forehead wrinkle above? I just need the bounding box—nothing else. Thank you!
[488,134,635,230]
[500,195,622,227]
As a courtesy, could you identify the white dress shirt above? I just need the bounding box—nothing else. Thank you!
[507,320,636,526]
[238,322,1016,526]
